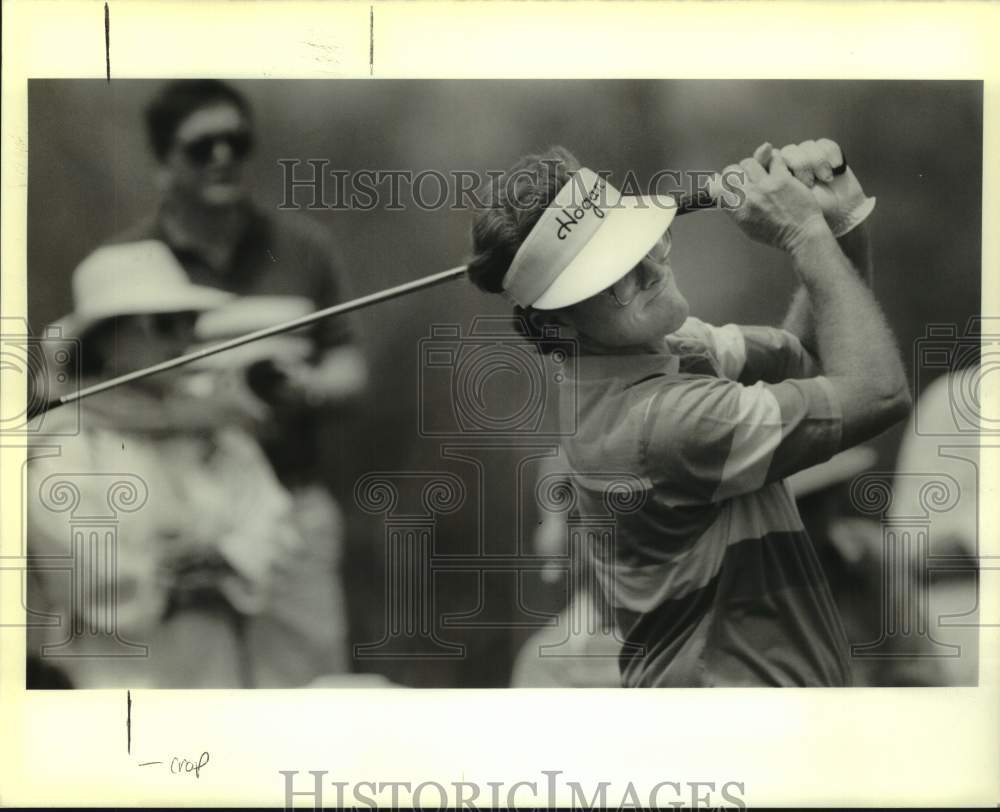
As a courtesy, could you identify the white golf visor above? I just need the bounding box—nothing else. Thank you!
[501,167,679,310]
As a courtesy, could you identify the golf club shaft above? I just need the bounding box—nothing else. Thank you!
[26,188,723,421]
[28,264,469,420]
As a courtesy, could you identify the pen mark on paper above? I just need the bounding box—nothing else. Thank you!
[137,753,211,777]
[303,41,340,66]
[104,2,111,82]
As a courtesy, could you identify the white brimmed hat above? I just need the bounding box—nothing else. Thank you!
[502,167,679,310]
[53,240,233,338]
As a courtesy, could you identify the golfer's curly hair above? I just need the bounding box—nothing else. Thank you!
[466,146,581,353]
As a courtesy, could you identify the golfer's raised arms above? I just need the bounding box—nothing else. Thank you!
[721,143,911,450]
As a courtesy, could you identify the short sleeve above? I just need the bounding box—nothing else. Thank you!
[669,317,746,380]
[641,374,843,505]
[671,318,820,384]
[737,325,821,383]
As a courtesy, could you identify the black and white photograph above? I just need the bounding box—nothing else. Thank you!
[19,77,984,692]
[1,1,997,808]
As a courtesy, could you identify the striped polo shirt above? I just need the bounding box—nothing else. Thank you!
[559,317,852,687]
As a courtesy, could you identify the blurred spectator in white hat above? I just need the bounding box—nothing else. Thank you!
[26,240,311,688]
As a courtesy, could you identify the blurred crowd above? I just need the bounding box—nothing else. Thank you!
[25,80,981,689]
[27,81,367,688]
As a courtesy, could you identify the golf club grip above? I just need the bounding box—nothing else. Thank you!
[675,158,848,216]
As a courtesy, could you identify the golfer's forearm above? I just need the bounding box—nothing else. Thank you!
[837,220,874,286]
[789,225,910,446]
[781,286,814,352]
[782,222,873,354]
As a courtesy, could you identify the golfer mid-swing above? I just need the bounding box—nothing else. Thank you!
[467,140,911,687]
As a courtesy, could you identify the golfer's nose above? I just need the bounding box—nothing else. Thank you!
[638,259,666,289]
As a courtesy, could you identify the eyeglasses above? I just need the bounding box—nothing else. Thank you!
[604,229,673,308]
[178,130,253,166]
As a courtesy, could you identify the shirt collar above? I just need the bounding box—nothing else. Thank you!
[569,327,726,385]
[571,346,681,386]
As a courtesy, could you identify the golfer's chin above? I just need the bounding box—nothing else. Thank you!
[647,288,689,337]
[612,298,689,354]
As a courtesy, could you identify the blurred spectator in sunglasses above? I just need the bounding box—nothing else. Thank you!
[125,79,368,476]
[99,80,369,684]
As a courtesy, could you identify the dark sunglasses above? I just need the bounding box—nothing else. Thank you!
[179,130,253,166]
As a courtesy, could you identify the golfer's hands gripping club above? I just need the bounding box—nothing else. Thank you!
[718,143,832,255]
[710,138,875,243]
[774,139,875,236]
